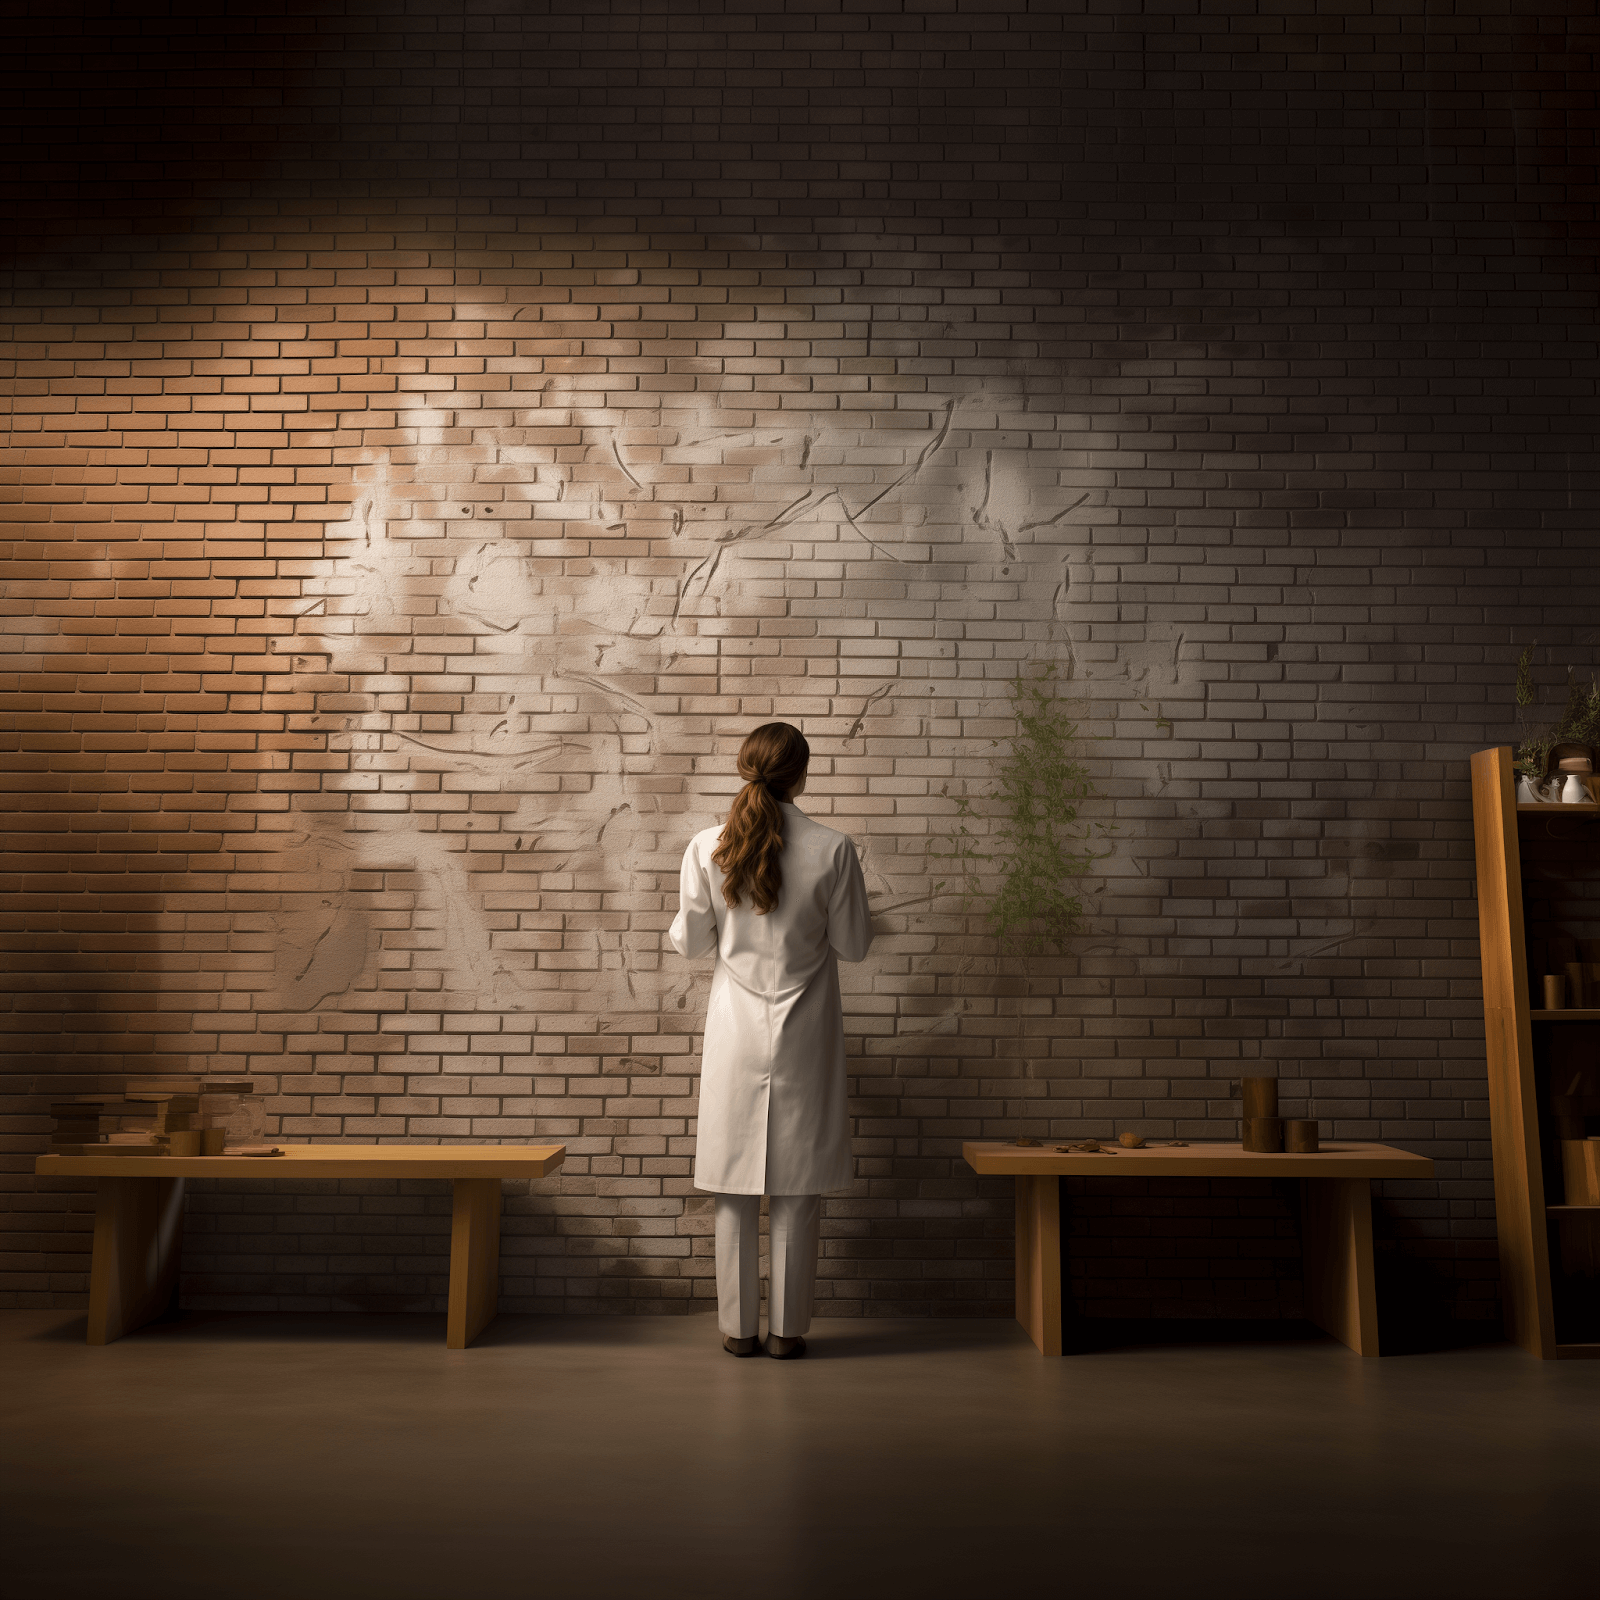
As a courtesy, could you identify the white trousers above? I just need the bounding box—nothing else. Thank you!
[713,1193,821,1339]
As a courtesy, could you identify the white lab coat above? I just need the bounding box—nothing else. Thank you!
[669,804,874,1196]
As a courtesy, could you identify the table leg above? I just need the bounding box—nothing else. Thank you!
[1301,1177,1381,1356]
[87,1177,185,1346]
[447,1177,502,1349]
[1015,1175,1063,1356]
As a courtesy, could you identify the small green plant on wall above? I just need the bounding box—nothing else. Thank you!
[932,663,1107,953]
[1512,645,1600,777]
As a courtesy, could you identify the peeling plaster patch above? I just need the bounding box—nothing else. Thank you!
[260,381,1200,1034]
[447,545,540,634]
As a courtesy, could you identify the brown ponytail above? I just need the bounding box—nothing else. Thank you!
[711,722,810,913]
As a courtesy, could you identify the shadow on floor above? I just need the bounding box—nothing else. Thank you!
[26,1304,1509,1358]
[32,1307,1028,1357]
[26,1308,451,1346]
[1064,1315,1507,1356]
[1064,1315,1333,1354]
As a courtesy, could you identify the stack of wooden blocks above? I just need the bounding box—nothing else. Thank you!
[126,1092,202,1155]
[48,1098,153,1156]
[1239,1078,1320,1154]
[47,1090,203,1156]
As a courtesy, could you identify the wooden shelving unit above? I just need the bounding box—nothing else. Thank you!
[1471,747,1600,1359]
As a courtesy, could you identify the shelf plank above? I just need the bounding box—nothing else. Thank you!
[1554,1344,1600,1360]
[1517,802,1600,815]
[1472,746,1559,1359]
[1529,1009,1600,1021]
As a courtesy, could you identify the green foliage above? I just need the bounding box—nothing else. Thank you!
[1512,645,1600,777]
[931,664,1104,953]
[1514,646,1536,708]
[1555,671,1600,746]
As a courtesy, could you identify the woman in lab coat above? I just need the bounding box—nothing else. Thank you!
[669,722,874,1359]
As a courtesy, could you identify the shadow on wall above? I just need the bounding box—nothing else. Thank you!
[15,948,198,1128]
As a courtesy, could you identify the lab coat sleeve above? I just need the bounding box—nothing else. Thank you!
[668,837,720,958]
[826,838,874,963]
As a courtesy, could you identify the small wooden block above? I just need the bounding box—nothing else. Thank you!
[1243,1116,1284,1153]
[1561,1140,1600,1207]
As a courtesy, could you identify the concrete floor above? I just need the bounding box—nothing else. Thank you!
[3,1312,1596,1600]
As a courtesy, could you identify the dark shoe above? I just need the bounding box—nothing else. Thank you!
[764,1333,806,1360]
[723,1333,760,1357]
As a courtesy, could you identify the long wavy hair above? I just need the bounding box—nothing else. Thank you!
[711,722,810,913]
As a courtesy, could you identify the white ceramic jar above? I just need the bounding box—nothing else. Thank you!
[1558,757,1594,804]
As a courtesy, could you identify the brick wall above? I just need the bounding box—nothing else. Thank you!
[4,1,1596,1326]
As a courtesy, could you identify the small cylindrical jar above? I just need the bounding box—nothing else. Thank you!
[1241,1077,1278,1119]
[1286,1120,1320,1153]
[1243,1116,1285,1153]
[1543,975,1567,1011]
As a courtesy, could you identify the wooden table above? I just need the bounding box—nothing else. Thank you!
[34,1145,566,1350]
[963,1141,1435,1358]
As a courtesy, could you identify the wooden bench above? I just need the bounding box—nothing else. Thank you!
[963,1140,1435,1357]
[35,1144,566,1349]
